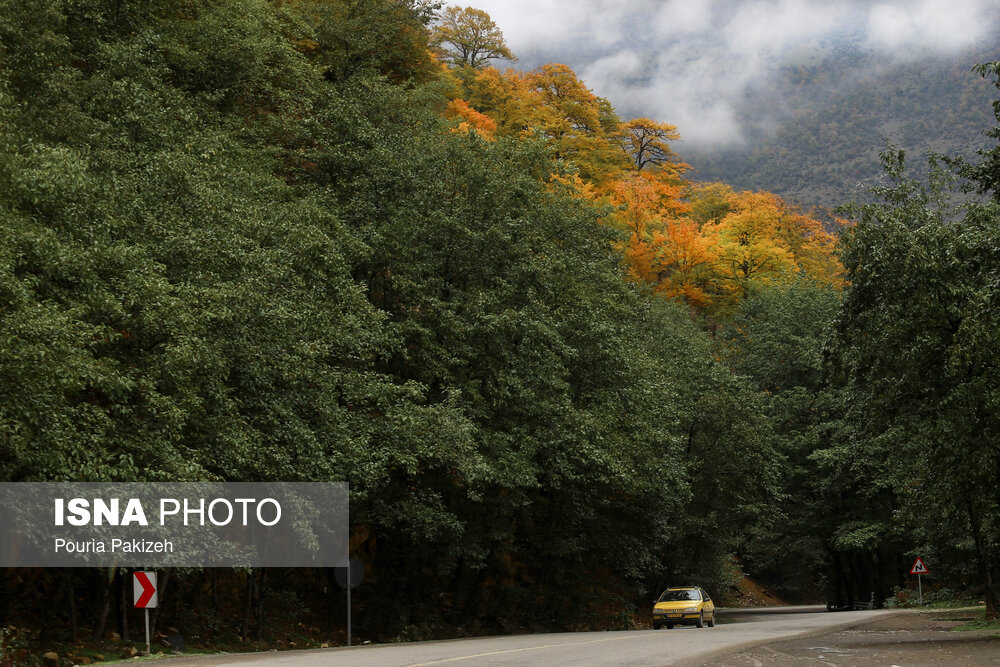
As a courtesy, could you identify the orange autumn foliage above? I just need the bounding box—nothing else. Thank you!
[435,57,842,321]
[445,98,497,139]
[615,182,843,319]
[609,171,716,309]
[610,171,689,237]
[651,218,717,309]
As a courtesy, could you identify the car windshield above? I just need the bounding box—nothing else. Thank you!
[658,589,700,602]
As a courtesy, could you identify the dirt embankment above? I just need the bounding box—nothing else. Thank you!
[705,609,1000,666]
[721,577,790,608]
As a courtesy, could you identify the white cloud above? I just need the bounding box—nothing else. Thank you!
[721,0,851,57]
[581,50,644,85]
[653,0,716,36]
[468,0,645,54]
[865,0,988,54]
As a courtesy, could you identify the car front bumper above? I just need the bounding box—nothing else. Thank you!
[653,612,701,622]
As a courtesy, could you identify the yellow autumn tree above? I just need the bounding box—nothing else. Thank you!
[461,65,530,135]
[522,64,627,183]
[610,183,843,319]
[688,182,736,225]
[432,6,516,68]
[700,190,842,317]
[615,117,686,176]
[455,64,629,185]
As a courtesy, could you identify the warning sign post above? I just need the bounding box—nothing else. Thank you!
[910,558,929,605]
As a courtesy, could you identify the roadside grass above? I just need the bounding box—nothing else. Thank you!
[887,594,983,610]
[916,606,1000,633]
[951,612,1000,633]
[9,622,340,664]
[921,599,984,609]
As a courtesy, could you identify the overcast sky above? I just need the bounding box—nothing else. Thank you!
[458,0,999,145]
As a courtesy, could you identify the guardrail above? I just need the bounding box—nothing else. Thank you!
[828,592,876,611]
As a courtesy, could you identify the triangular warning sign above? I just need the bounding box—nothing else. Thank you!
[910,557,929,575]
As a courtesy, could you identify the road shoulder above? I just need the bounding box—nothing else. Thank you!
[694,609,1000,666]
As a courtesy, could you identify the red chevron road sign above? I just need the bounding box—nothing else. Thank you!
[133,571,158,608]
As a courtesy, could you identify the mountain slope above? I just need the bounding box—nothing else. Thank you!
[683,47,999,208]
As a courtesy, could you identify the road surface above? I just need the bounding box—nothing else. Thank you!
[163,606,899,666]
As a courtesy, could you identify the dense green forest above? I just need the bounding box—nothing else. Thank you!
[1,0,999,658]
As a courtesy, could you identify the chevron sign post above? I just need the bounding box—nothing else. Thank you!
[133,571,157,608]
[133,572,157,656]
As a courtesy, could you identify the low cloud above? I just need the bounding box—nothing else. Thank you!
[459,0,998,146]
[865,0,988,53]
[721,0,851,58]
[652,0,715,37]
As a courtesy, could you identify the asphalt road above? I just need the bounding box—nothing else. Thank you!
[162,607,900,666]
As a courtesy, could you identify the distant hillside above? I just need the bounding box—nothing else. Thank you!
[682,47,999,209]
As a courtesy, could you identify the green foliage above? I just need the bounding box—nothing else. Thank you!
[0,0,783,636]
[721,279,904,604]
[305,79,781,624]
[0,0,393,483]
[834,146,1000,616]
[724,279,840,393]
[291,0,441,84]
[954,61,1000,200]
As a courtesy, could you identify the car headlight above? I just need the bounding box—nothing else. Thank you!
[683,607,698,612]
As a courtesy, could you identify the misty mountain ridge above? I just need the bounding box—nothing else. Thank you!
[681,44,999,209]
[502,3,1000,210]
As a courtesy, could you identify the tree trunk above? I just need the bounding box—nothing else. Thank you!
[210,569,219,612]
[240,570,254,642]
[846,555,858,606]
[829,549,849,605]
[67,572,78,640]
[150,569,170,639]
[254,569,267,642]
[94,568,114,641]
[968,503,1000,619]
[874,551,884,607]
[854,552,872,605]
[0,568,8,622]
[120,569,130,642]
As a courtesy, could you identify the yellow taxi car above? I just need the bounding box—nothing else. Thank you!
[652,586,716,629]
